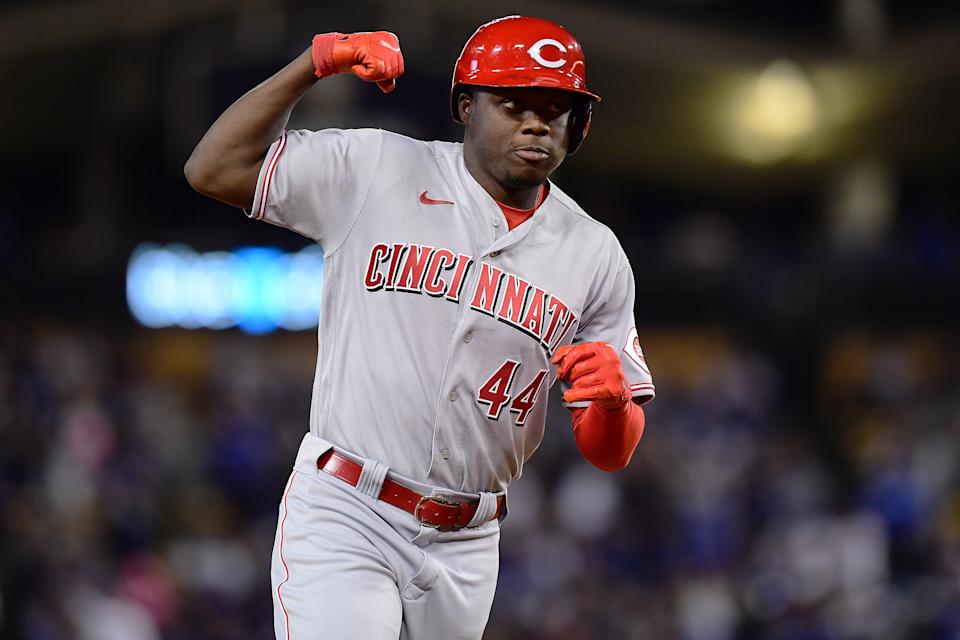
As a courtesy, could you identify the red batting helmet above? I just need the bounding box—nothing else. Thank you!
[450,15,601,154]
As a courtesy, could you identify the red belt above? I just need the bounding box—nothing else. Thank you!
[317,450,506,532]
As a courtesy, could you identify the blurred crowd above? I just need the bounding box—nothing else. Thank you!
[490,331,960,639]
[1,322,957,640]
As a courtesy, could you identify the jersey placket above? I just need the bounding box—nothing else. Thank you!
[424,163,543,489]
[424,183,493,487]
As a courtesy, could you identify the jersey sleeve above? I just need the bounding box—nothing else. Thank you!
[245,128,384,253]
[561,255,655,409]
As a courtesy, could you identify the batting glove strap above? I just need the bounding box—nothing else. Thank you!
[311,32,343,78]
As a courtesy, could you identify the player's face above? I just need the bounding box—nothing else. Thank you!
[461,87,573,192]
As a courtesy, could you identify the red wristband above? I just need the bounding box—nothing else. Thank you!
[311,33,342,78]
[570,402,645,472]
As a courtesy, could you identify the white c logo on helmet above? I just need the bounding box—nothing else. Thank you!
[527,38,567,68]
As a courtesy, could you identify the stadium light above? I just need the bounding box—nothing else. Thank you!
[726,60,822,164]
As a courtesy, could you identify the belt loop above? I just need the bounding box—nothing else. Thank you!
[356,459,389,499]
[466,491,499,528]
[295,433,334,475]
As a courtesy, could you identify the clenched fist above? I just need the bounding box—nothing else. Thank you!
[552,342,631,410]
[312,31,405,93]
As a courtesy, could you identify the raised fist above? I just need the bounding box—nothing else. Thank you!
[313,31,404,93]
[552,342,631,410]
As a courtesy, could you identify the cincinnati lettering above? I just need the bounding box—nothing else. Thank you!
[363,242,577,353]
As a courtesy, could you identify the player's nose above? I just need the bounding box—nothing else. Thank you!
[519,110,550,136]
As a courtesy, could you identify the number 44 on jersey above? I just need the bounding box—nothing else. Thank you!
[476,360,548,427]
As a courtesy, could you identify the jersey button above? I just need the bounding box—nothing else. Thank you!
[440,448,450,460]
[490,250,501,257]
[448,390,459,402]
[492,217,501,227]
[463,332,473,343]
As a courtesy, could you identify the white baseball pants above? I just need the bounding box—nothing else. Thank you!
[271,433,501,640]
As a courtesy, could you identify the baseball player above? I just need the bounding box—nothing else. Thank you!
[185,15,654,640]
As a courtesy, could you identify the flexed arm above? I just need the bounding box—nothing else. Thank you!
[184,32,403,209]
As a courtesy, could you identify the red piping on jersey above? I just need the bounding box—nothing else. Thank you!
[276,473,296,640]
[258,130,288,219]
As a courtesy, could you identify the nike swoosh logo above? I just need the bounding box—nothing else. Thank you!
[419,191,455,206]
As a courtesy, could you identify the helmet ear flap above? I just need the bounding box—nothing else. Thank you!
[567,99,592,155]
[451,84,469,124]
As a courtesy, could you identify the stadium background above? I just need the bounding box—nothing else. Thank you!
[1,1,959,638]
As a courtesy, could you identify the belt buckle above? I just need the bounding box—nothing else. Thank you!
[415,494,463,532]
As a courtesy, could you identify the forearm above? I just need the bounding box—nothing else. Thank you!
[184,46,318,208]
[571,402,645,472]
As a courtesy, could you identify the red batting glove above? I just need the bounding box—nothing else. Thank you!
[552,342,631,410]
[312,31,404,93]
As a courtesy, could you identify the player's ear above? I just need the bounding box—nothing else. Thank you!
[457,90,473,123]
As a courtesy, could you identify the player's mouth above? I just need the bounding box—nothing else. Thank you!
[513,146,551,163]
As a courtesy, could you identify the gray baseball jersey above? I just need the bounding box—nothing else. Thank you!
[248,127,655,493]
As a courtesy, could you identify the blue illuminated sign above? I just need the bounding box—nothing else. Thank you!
[126,243,324,333]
